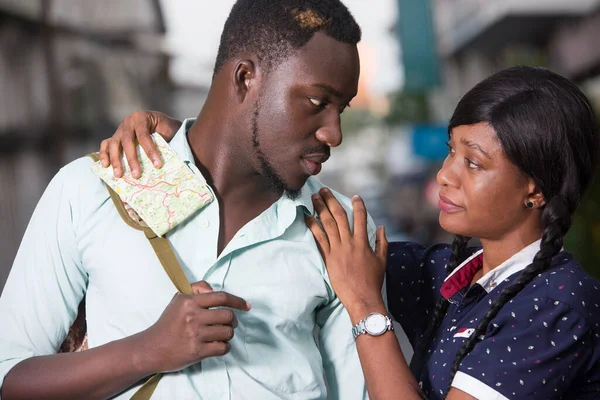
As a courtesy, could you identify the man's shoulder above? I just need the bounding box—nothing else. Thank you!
[59,154,96,175]
[304,178,376,232]
[49,155,110,211]
[305,178,352,205]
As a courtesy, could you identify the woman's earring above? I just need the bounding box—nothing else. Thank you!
[526,201,534,209]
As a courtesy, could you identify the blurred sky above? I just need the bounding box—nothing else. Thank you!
[159,0,403,95]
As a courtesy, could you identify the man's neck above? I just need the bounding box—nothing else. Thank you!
[187,115,287,256]
[186,112,281,211]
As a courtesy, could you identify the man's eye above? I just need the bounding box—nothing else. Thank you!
[309,98,324,107]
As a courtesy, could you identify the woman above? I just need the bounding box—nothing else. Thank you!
[101,66,600,399]
[304,66,600,399]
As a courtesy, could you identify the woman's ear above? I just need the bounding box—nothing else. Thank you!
[525,179,546,208]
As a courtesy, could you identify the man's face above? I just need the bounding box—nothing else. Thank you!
[249,32,360,199]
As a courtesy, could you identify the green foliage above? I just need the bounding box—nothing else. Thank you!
[384,91,430,125]
[565,171,600,279]
[340,108,381,137]
[564,95,600,279]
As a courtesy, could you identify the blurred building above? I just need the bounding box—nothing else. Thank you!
[0,0,172,291]
[429,0,600,120]
[392,0,600,275]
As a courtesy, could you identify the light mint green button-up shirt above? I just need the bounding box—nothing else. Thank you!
[0,119,375,400]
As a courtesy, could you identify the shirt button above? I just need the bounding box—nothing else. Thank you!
[199,220,210,228]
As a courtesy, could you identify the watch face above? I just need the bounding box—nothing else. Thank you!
[364,313,387,335]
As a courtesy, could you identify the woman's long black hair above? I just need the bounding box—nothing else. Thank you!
[412,66,599,396]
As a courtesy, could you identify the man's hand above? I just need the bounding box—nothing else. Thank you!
[134,281,251,375]
[99,110,182,179]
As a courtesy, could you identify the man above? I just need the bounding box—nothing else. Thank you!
[0,1,377,399]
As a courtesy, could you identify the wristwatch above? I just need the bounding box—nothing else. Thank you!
[352,312,394,339]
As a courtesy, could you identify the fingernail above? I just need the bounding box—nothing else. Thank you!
[312,194,320,201]
[352,195,361,201]
[113,167,119,175]
[246,302,252,310]
[321,187,330,193]
[153,158,160,167]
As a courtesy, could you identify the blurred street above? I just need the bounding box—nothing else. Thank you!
[1,0,600,308]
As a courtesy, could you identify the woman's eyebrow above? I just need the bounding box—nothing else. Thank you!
[460,137,492,159]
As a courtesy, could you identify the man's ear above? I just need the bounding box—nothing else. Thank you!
[233,59,257,103]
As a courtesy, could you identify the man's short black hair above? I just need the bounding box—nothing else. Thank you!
[214,0,361,74]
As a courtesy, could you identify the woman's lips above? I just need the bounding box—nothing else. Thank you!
[438,194,464,213]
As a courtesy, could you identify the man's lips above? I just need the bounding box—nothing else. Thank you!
[302,154,329,176]
[438,194,464,213]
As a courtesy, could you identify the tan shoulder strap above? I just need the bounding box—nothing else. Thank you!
[87,153,193,399]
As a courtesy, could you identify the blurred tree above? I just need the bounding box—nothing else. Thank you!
[565,98,600,279]
[340,108,381,138]
[565,171,600,279]
[384,91,430,125]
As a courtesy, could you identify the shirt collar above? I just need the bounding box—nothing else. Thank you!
[168,117,315,215]
[280,181,316,216]
[441,239,542,299]
[168,118,197,165]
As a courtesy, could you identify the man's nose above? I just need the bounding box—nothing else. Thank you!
[315,113,342,148]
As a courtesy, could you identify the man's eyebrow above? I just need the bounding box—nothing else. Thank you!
[312,83,344,98]
[460,137,492,159]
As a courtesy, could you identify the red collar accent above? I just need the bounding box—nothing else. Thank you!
[440,253,484,299]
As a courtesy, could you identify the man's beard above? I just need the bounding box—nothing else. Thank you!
[251,102,302,200]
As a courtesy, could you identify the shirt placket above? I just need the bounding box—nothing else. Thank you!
[176,178,231,398]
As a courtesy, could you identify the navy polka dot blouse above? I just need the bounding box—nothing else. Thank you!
[386,240,600,399]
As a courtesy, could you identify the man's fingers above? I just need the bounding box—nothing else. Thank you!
[311,193,341,245]
[319,188,351,239]
[200,341,231,358]
[121,128,141,179]
[201,325,236,343]
[191,281,213,295]
[203,308,239,328]
[375,226,388,266]
[305,215,330,257]
[99,139,110,167]
[133,116,162,168]
[196,291,251,311]
[352,195,369,242]
[108,126,124,178]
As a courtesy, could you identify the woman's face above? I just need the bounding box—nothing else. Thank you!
[436,122,536,240]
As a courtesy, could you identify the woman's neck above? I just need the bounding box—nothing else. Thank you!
[479,230,542,276]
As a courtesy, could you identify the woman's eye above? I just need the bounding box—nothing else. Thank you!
[467,159,479,169]
[309,98,324,107]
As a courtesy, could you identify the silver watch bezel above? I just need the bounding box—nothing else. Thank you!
[352,312,393,339]
[364,312,388,335]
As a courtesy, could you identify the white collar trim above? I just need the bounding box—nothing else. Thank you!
[444,239,542,293]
